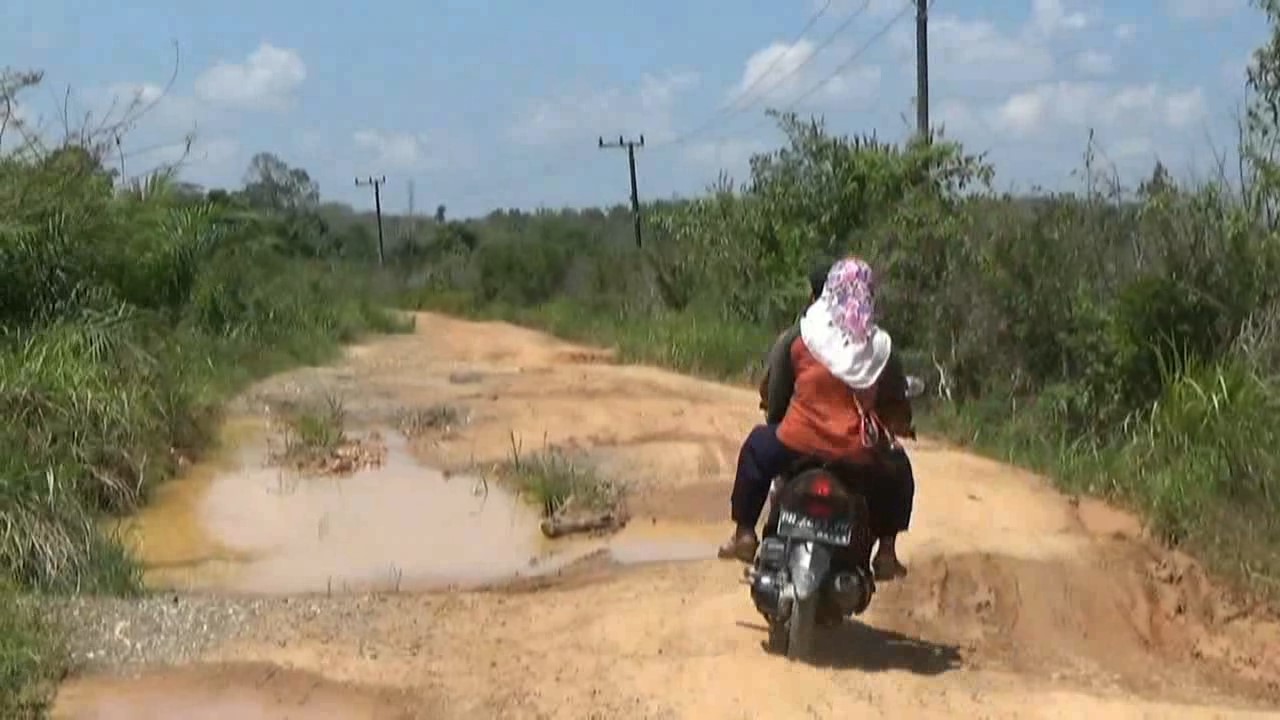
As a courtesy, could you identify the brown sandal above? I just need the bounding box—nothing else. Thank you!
[872,554,908,581]
[717,531,758,563]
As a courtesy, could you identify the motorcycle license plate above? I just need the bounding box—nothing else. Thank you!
[777,509,853,546]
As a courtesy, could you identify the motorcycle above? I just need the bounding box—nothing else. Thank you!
[745,374,925,661]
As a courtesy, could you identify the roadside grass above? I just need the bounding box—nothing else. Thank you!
[396,403,467,439]
[0,164,408,712]
[268,394,389,476]
[493,435,625,530]
[0,581,66,719]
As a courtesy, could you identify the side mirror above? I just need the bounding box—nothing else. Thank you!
[904,375,925,399]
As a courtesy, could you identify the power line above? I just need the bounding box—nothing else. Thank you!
[443,0,909,213]
[731,0,834,107]
[703,1,837,116]
[653,0,872,149]
[440,3,842,208]
[444,146,596,214]
[701,0,916,144]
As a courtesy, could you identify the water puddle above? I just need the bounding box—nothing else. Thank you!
[114,417,729,594]
[115,418,557,594]
[52,663,426,719]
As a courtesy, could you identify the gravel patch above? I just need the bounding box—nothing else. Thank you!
[50,594,275,670]
[46,591,442,673]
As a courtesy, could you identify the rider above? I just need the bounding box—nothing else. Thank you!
[757,259,832,419]
[720,256,915,581]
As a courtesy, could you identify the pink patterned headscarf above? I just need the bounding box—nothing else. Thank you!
[819,256,878,345]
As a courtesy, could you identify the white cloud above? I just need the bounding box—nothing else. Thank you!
[194,43,306,112]
[354,129,425,169]
[509,70,698,146]
[735,40,815,102]
[990,82,1208,137]
[1164,87,1207,128]
[1165,0,1241,20]
[731,40,881,107]
[1028,0,1089,36]
[352,128,473,172]
[934,99,983,137]
[904,16,1056,87]
[1075,49,1113,76]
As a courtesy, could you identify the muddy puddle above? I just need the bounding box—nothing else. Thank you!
[114,417,721,595]
[115,417,562,594]
[52,663,428,719]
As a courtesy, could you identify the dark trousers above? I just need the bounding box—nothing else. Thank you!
[730,423,915,538]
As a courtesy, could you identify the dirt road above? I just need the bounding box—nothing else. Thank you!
[53,312,1280,719]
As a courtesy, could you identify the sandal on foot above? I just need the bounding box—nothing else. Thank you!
[873,555,908,581]
[717,533,758,563]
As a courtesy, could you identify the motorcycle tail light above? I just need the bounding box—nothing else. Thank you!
[807,474,833,498]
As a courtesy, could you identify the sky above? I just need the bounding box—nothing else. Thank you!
[2,0,1269,217]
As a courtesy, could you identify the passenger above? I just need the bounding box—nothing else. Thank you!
[720,256,915,581]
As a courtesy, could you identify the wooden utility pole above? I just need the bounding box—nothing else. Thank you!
[598,134,645,248]
[355,175,387,265]
[915,0,930,141]
[405,179,415,243]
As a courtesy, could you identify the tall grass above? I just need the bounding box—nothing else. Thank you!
[0,96,406,712]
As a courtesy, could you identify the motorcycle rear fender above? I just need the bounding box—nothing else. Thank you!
[789,541,830,601]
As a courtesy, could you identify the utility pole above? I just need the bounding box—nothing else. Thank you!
[355,175,386,266]
[598,134,645,248]
[915,0,930,141]
[405,179,416,244]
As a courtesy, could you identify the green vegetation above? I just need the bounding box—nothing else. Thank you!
[0,69,405,715]
[396,403,466,439]
[0,581,63,719]
[498,438,623,521]
[273,395,349,467]
[398,16,1280,603]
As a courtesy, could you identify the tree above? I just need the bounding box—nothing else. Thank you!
[1246,0,1280,225]
[241,152,319,212]
[1137,161,1173,198]
[435,204,446,223]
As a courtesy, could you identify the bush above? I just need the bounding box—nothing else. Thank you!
[0,69,408,711]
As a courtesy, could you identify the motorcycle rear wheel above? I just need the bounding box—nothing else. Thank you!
[786,596,817,661]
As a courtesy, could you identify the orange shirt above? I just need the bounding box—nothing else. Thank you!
[776,336,904,462]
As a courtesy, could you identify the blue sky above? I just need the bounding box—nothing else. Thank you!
[3,0,1269,217]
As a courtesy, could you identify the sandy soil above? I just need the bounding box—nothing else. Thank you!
[52,312,1280,719]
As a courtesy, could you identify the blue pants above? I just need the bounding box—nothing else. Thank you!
[730,424,799,527]
[730,423,915,538]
